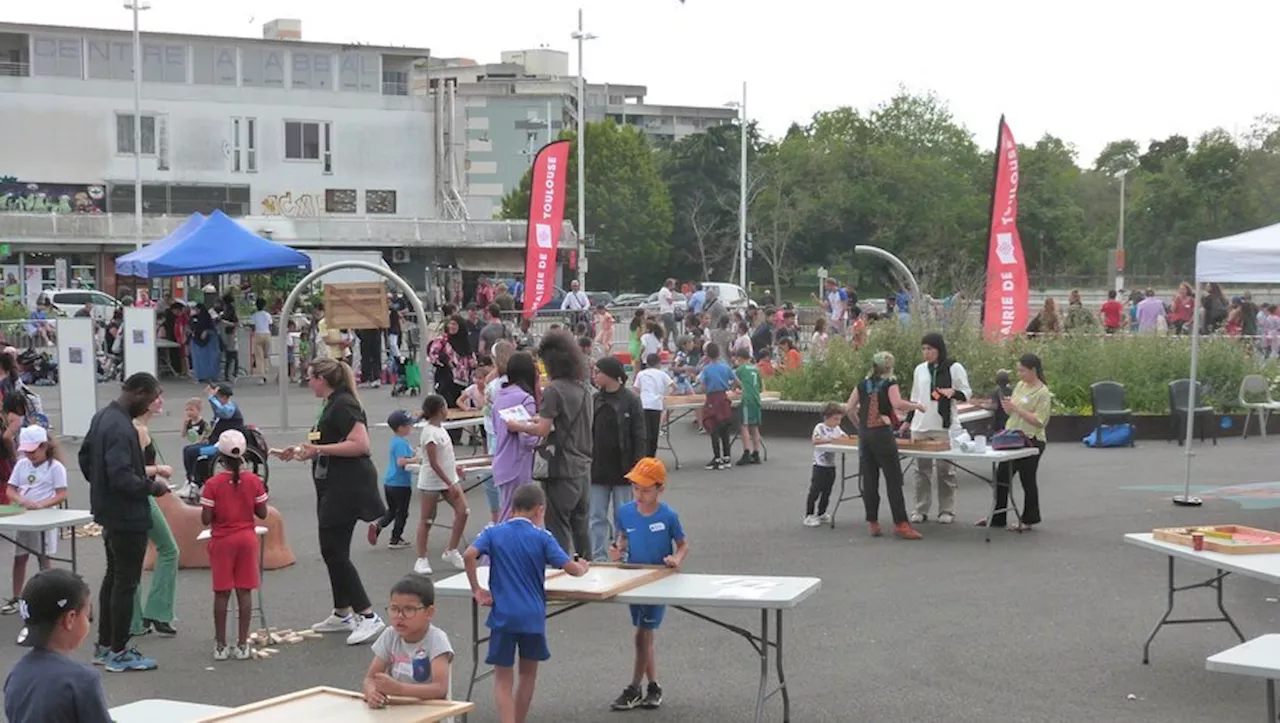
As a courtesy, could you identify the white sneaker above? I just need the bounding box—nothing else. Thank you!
[213,645,229,661]
[908,512,925,524]
[413,557,433,575]
[441,548,465,570]
[232,644,251,660]
[311,612,355,634]
[802,515,821,527]
[937,512,955,524]
[346,614,386,645]
[818,513,832,524]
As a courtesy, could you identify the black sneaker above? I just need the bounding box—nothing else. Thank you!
[611,684,643,711]
[736,452,752,466]
[145,619,177,637]
[641,682,664,709]
[718,458,732,470]
[704,459,721,470]
[750,451,761,464]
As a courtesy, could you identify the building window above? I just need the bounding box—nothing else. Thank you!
[231,118,242,172]
[325,188,357,213]
[231,117,259,173]
[116,114,156,155]
[365,189,396,214]
[284,120,331,162]
[322,122,332,173]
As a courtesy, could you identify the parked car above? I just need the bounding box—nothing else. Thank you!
[609,293,648,308]
[701,282,755,310]
[45,288,122,321]
[640,292,688,318]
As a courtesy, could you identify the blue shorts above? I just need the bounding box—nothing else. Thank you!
[486,630,550,667]
[629,604,666,630]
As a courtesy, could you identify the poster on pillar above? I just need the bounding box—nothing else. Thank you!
[123,307,157,381]
[55,317,96,437]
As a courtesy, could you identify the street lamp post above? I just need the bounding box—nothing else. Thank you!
[570,9,596,289]
[724,81,748,291]
[1114,167,1129,294]
[124,0,150,251]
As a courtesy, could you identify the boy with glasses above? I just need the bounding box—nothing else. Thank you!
[363,574,455,709]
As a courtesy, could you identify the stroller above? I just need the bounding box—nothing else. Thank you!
[17,348,57,386]
[183,425,272,504]
[389,349,422,397]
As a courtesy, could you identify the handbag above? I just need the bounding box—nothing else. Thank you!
[990,428,1030,450]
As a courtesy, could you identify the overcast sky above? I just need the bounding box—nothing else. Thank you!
[10,0,1278,166]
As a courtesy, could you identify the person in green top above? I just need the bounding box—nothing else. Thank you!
[980,353,1051,532]
[731,347,764,466]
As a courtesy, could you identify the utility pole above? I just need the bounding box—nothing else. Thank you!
[571,9,596,288]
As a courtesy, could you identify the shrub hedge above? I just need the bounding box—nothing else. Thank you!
[769,321,1277,415]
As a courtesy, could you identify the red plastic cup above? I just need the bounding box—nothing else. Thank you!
[1191,532,1205,551]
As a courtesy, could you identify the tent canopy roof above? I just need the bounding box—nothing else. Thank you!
[115,211,311,279]
[1196,221,1280,284]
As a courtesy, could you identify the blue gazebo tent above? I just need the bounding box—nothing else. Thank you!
[114,210,311,278]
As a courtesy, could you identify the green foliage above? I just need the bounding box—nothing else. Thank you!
[769,321,1275,415]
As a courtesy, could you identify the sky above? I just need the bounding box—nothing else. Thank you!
[9,0,1280,166]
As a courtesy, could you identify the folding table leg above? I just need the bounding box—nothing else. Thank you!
[1266,678,1276,723]
[256,536,267,629]
[754,609,770,723]
[1141,556,1244,664]
[776,609,791,722]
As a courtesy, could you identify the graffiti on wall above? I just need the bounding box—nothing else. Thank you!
[261,191,320,217]
[0,181,106,214]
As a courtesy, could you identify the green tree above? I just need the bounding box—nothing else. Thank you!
[500,120,674,291]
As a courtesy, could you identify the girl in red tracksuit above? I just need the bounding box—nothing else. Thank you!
[200,430,268,661]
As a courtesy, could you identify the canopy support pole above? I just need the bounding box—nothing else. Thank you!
[1176,289,1203,506]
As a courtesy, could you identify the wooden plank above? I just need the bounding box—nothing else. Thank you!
[1153,525,1280,555]
[447,407,485,421]
[324,282,389,330]
[196,686,473,723]
[543,564,675,601]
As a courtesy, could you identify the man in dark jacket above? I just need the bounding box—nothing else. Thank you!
[588,357,647,561]
[78,372,168,672]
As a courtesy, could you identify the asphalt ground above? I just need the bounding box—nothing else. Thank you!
[2,380,1279,723]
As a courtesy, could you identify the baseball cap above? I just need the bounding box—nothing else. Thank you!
[18,569,91,648]
[386,410,414,429]
[625,457,667,488]
[595,357,627,384]
[17,425,47,453]
[215,382,234,397]
[216,429,247,458]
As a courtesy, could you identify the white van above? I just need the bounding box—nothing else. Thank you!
[701,282,754,310]
[45,289,122,321]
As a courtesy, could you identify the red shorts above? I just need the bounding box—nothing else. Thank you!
[208,530,259,592]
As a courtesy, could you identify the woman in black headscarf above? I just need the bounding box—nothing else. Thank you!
[189,303,221,383]
[426,314,475,408]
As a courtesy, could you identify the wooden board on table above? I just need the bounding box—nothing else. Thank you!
[1153,525,1280,554]
[456,456,493,470]
[196,686,473,723]
[543,563,675,601]
[896,438,951,452]
[447,408,484,421]
[665,394,706,406]
[826,435,860,447]
[323,283,389,330]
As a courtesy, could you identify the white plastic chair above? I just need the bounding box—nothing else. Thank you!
[1238,374,1280,439]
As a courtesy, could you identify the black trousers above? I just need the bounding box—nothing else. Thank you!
[318,520,372,612]
[97,528,149,652]
[807,465,836,516]
[543,476,590,558]
[376,485,413,543]
[859,427,909,524]
[360,333,382,383]
[992,440,1046,526]
[644,410,662,458]
[709,421,732,459]
[222,350,238,380]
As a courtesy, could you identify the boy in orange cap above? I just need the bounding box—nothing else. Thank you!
[606,457,689,711]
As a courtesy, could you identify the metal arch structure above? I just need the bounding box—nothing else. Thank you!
[853,244,923,319]
[278,261,429,430]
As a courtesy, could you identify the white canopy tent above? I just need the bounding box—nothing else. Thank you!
[1179,221,1280,504]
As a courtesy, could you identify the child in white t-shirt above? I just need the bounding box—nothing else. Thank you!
[413,395,469,577]
[805,403,846,528]
[633,353,675,458]
[6,426,68,612]
[639,322,664,361]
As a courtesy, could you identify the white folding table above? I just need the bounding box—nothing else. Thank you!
[1122,533,1280,664]
[659,398,775,469]
[0,508,93,572]
[815,430,1036,542]
[1206,634,1280,722]
[436,568,821,723]
[108,698,229,723]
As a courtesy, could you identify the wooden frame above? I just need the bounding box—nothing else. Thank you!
[196,686,473,722]
[1153,525,1280,555]
[446,408,485,421]
[543,562,675,601]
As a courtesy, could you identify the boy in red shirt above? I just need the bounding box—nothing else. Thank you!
[200,430,268,661]
[1099,290,1124,334]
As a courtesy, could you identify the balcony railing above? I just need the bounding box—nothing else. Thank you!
[382,80,409,96]
[0,212,576,249]
[0,61,30,77]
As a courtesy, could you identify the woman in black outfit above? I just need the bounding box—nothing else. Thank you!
[846,351,926,540]
[280,358,387,646]
[426,315,475,408]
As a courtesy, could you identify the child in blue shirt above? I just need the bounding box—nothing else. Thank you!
[368,410,417,549]
[463,484,589,723]
[697,342,737,469]
[607,457,688,711]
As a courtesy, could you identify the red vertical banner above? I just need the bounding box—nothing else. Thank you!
[983,116,1029,340]
[522,140,572,319]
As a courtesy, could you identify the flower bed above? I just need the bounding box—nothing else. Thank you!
[767,321,1276,415]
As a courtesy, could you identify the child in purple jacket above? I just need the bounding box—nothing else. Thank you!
[490,352,542,521]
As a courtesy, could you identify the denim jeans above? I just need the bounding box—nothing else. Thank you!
[589,484,633,561]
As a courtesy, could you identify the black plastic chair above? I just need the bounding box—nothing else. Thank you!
[1090,381,1134,447]
[1168,379,1217,446]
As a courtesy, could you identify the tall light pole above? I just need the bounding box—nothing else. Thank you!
[1114,167,1129,294]
[570,9,596,289]
[124,0,150,251]
[724,81,747,290]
